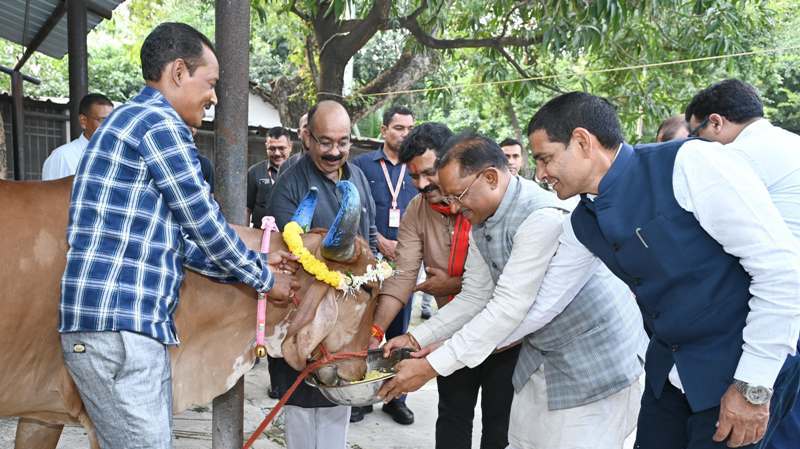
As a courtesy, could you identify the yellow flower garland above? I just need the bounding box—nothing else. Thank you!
[283,221,343,289]
[282,221,396,294]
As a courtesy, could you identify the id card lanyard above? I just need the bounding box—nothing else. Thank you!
[380,159,406,228]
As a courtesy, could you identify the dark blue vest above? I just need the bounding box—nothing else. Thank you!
[571,140,753,412]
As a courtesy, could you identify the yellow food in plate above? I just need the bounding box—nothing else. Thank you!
[363,370,392,381]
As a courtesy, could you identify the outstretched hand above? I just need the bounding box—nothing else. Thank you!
[268,250,300,274]
[266,272,300,306]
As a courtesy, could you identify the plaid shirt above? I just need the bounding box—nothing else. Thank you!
[59,86,273,345]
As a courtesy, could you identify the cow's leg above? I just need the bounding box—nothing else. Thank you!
[14,418,63,449]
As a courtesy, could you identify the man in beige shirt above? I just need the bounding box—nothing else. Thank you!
[371,123,519,449]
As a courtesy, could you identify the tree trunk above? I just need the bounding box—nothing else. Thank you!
[272,76,312,129]
[504,95,531,178]
[0,113,6,180]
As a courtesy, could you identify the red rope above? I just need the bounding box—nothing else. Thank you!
[241,350,368,449]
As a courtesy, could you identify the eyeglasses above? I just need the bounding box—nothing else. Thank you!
[442,168,490,205]
[688,117,710,138]
[308,130,351,152]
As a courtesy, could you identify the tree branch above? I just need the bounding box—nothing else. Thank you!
[401,15,540,49]
[289,0,310,22]
[495,45,531,79]
[350,50,437,121]
[306,34,320,89]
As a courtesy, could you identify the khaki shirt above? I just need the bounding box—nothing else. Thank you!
[379,194,455,306]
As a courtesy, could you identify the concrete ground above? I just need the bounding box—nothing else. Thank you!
[0,293,637,448]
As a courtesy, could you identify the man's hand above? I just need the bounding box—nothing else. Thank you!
[713,384,770,447]
[377,234,398,261]
[268,250,300,274]
[266,272,300,306]
[415,268,461,297]
[377,358,437,402]
[383,333,420,358]
[410,342,442,358]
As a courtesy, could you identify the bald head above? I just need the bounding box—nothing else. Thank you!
[309,100,351,134]
[306,100,352,180]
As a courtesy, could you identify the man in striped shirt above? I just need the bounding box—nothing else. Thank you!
[59,22,298,449]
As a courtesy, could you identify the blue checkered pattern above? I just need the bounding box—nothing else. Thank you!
[59,86,273,344]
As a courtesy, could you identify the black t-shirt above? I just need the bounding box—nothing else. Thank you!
[246,160,278,228]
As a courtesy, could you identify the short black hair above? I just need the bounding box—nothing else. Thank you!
[399,122,454,163]
[382,106,414,126]
[140,22,216,82]
[267,126,291,140]
[438,131,508,176]
[79,93,112,116]
[685,79,763,124]
[499,137,522,148]
[655,116,689,142]
[527,92,623,149]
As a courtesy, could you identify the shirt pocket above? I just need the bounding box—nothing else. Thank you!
[615,214,691,281]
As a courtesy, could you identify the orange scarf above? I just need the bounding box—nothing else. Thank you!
[429,202,471,301]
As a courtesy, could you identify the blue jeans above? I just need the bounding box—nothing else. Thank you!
[61,331,173,449]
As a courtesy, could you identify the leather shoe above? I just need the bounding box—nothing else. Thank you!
[349,405,373,423]
[382,400,414,425]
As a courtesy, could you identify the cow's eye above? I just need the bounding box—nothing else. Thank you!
[360,284,373,295]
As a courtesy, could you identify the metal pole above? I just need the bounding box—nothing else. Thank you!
[67,0,88,139]
[10,71,24,180]
[212,1,250,448]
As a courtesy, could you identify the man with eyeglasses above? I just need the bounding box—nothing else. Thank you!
[351,105,418,424]
[42,93,114,180]
[247,126,292,228]
[266,100,378,449]
[380,132,647,449]
[522,91,800,449]
[686,79,800,449]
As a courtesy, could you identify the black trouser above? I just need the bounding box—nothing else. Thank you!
[436,345,520,449]
[635,354,800,449]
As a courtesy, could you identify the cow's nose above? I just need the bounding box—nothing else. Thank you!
[316,364,339,386]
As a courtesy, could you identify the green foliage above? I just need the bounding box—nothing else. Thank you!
[2,0,797,146]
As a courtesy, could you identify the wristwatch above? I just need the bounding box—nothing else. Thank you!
[733,380,773,405]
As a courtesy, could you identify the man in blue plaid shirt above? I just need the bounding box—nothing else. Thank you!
[58,23,298,449]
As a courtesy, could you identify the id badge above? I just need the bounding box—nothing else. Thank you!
[389,208,401,228]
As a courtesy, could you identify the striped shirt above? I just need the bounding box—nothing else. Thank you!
[59,86,273,344]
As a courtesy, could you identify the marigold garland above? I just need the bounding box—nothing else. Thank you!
[282,221,395,293]
[283,221,343,289]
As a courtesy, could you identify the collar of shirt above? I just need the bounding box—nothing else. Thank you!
[300,152,354,182]
[479,175,521,230]
[588,142,632,202]
[370,145,401,166]
[733,118,770,143]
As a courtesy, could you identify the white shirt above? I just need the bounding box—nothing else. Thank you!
[41,134,88,180]
[726,118,800,239]
[410,207,566,376]
[530,139,800,390]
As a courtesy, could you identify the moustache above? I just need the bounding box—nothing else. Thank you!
[321,154,345,162]
[419,185,439,194]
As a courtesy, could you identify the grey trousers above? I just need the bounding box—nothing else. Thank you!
[61,331,173,449]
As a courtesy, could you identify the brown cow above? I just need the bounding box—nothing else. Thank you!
[0,178,379,448]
